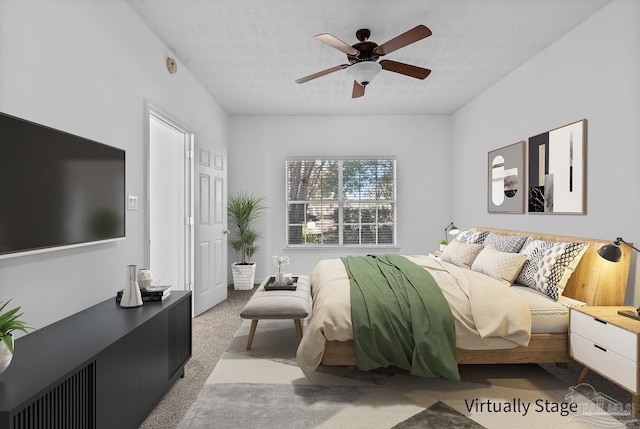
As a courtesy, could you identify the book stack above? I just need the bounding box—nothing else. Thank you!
[116,285,171,303]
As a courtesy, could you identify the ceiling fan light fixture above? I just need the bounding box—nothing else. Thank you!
[347,61,382,86]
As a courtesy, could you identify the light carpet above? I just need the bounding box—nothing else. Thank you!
[178,319,634,429]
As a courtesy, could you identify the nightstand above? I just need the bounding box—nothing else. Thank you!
[569,306,639,421]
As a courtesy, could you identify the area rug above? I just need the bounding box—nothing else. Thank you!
[178,320,633,429]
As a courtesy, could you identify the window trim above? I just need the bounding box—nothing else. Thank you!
[285,156,397,248]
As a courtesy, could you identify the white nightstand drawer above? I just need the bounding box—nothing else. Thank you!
[571,332,637,392]
[570,309,637,360]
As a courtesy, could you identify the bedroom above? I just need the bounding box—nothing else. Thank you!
[0,0,638,427]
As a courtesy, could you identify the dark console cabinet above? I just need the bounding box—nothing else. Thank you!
[0,291,192,429]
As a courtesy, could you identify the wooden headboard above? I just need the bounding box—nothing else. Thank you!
[469,227,632,306]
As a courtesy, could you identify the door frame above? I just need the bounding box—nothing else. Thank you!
[143,102,194,294]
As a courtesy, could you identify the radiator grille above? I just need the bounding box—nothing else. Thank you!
[12,362,96,429]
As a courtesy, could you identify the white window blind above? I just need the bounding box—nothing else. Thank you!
[286,158,396,247]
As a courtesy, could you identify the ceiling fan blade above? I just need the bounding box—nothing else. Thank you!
[295,64,349,84]
[380,60,431,80]
[374,25,432,56]
[352,81,365,98]
[314,33,359,56]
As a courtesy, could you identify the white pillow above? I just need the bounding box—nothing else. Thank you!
[440,239,484,269]
[471,245,527,284]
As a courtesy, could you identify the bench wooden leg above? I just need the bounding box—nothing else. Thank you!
[246,319,259,350]
[294,319,303,342]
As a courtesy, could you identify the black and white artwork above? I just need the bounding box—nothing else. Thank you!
[488,141,525,213]
[528,119,586,214]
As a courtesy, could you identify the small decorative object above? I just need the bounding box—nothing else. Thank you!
[120,265,144,308]
[0,299,34,375]
[272,255,290,286]
[488,141,525,213]
[137,268,153,289]
[439,239,448,252]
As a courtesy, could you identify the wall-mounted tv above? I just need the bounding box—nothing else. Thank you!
[0,112,125,258]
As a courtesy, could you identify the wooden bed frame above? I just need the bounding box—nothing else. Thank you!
[321,227,632,366]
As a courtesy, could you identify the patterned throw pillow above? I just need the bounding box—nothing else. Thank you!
[516,238,588,300]
[483,232,528,253]
[456,229,489,245]
[440,239,484,269]
[471,245,527,284]
[517,238,555,287]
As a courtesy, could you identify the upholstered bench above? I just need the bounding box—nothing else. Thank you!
[239,275,311,350]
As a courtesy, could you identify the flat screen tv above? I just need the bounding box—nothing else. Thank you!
[0,112,125,258]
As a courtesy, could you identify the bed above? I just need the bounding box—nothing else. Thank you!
[296,227,632,377]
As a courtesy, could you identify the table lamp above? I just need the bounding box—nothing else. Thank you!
[443,222,460,244]
[598,237,640,320]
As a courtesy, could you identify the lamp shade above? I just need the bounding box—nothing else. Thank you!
[347,61,382,86]
[598,242,622,262]
[449,225,460,235]
[598,237,640,263]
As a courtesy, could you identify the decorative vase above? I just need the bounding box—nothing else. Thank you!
[120,265,143,308]
[0,335,13,375]
[275,265,285,285]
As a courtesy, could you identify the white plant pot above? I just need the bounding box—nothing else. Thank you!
[440,244,447,252]
[0,335,13,375]
[232,262,256,290]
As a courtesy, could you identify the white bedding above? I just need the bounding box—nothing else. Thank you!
[296,255,533,377]
[512,285,586,334]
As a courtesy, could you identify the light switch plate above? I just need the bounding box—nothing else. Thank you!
[127,195,138,211]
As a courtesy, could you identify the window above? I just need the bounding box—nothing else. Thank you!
[286,158,396,247]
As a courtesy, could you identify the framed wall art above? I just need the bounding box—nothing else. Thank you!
[488,141,525,213]
[528,119,586,214]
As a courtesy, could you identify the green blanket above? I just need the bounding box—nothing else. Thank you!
[342,254,460,380]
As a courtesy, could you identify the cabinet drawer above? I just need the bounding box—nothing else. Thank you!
[570,310,637,360]
[570,332,637,393]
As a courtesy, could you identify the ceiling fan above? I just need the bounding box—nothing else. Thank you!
[295,25,432,98]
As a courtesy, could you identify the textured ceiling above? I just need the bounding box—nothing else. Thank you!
[126,0,612,116]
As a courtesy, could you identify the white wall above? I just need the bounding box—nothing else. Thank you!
[451,0,640,305]
[0,0,228,333]
[3,0,636,336]
[228,115,451,281]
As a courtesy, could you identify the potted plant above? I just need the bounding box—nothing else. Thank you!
[0,300,34,374]
[439,239,448,252]
[227,191,266,290]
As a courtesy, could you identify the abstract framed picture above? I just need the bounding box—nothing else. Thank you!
[528,119,586,214]
[488,141,525,213]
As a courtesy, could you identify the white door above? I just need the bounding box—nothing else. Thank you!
[147,108,193,295]
[193,144,228,316]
